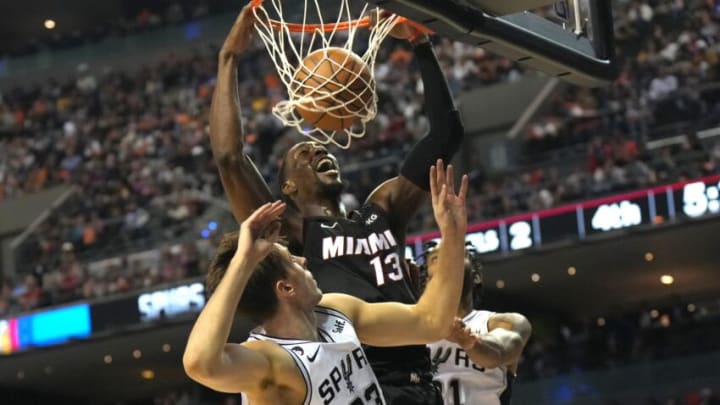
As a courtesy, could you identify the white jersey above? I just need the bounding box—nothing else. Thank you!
[247,306,386,405]
[427,310,512,405]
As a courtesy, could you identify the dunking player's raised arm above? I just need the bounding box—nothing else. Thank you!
[368,24,465,236]
[210,4,273,222]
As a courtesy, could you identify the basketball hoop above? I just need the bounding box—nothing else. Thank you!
[251,0,428,149]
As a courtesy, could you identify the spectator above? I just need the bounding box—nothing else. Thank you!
[649,66,679,101]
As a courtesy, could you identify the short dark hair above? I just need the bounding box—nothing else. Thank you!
[419,241,484,308]
[206,232,289,324]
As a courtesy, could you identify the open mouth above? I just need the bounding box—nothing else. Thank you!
[315,157,337,174]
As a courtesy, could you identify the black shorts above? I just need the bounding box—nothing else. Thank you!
[378,373,442,405]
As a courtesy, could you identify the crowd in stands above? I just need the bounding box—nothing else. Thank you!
[0,47,227,279]
[520,296,720,382]
[525,0,720,152]
[452,136,720,231]
[0,239,210,317]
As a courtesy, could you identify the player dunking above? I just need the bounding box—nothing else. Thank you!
[210,4,463,404]
[183,163,469,405]
[421,243,532,405]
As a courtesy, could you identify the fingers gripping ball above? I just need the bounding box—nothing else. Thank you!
[293,47,373,131]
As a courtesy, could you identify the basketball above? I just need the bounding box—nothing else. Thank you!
[292,47,373,131]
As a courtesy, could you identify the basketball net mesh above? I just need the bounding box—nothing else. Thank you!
[252,0,400,149]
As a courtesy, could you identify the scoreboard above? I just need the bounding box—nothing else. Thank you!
[406,174,720,257]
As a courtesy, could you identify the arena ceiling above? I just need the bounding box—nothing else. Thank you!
[0,0,238,54]
[0,0,123,53]
[1,218,719,403]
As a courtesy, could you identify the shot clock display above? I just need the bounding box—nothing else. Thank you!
[407,174,720,256]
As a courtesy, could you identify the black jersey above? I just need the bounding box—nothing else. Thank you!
[301,203,432,374]
[302,203,417,304]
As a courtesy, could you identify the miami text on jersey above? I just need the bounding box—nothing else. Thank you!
[322,230,398,259]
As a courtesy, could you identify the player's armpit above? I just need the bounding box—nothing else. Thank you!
[185,340,279,394]
[214,152,274,222]
[320,293,446,346]
[365,176,427,234]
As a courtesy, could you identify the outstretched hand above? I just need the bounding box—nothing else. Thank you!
[235,201,286,267]
[446,318,477,351]
[220,3,256,58]
[429,159,469,233]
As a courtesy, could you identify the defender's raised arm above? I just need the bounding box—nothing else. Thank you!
[324,160,470,346]
[183,201,286,393]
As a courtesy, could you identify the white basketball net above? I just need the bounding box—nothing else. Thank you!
[252,0,401,149]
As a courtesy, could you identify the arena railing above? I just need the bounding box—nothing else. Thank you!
[8,189,223,276]
[5,187,77,278]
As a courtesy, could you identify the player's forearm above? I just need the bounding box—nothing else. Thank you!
[210,54,245,163]
[413,40,455,116]
[400,42,464,191]
[184,256,253,376]
[414,230,465,340]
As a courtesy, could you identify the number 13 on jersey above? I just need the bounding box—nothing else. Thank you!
[369,253,404,286]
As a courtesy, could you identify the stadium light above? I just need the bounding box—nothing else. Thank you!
[162,344,172,353]
[141,369,155,380]
[495,280,505,289]
[44,19,56,30]
[531,273,540,283]
[645,252,654,262]
[660,314,671,328]
[104,355,112,364]
[567,266,576,276]
[133,349,142,359]
[660,275,674,285]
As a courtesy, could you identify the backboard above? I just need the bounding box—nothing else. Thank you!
[367,0,616,87]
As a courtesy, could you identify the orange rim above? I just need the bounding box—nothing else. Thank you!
[250,0,432,34]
